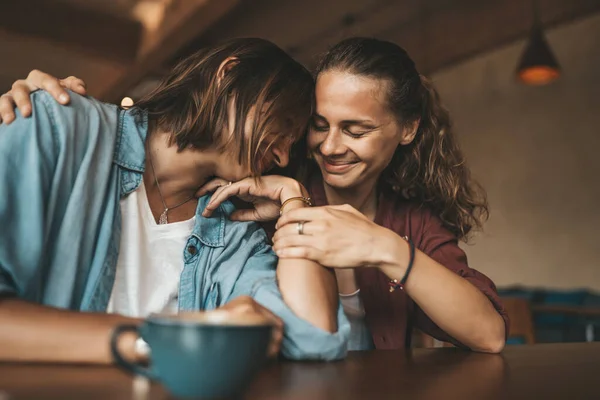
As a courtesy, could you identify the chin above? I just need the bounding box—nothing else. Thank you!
[320,170,360,190]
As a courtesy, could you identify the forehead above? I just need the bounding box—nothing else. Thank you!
[315,71,391,121]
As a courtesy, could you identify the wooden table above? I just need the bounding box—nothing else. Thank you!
[0,343,598,399]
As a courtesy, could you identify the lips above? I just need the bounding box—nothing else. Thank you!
[321,158,359,174]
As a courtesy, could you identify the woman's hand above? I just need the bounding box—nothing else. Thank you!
[198,176,308,222]
[0,70,87,124]
[273,204,408,270]
[212,296,284,358]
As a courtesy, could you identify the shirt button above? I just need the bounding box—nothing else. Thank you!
[187,246,197,255]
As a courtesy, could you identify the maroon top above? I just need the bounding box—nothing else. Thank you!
[307,175,510,350]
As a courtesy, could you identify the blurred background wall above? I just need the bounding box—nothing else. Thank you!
[434,13,600,290]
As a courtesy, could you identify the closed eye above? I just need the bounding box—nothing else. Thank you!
[310,121,329,132]
[344,127,376,138]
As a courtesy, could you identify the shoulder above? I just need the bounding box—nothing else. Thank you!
[30,89,118,126]
[196,195,272,256]
[15,90,119,150]
[224,202,271,254]
[0,91,106,165]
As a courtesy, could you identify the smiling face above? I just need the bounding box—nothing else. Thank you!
[308,70,414,191]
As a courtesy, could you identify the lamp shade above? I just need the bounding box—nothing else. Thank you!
[517,25,560,85]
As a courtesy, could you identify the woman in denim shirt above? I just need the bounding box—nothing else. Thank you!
[0,38,349,364]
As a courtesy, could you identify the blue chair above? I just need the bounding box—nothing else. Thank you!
[534,289,589,343]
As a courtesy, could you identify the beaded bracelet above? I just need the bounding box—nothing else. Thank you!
[388,236,416,292]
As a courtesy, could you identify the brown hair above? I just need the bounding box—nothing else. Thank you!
[313,37,488,240]
[133,38,314,176]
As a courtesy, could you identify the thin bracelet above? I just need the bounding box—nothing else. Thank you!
[388,238,416,293]
[279,196,312,216]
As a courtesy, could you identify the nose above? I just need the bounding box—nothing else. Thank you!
[271,144,290,168]
[319,129,345,157]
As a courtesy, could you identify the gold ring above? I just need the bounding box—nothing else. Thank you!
[297,221,305,235]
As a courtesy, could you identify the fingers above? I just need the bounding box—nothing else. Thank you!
[195,178,229,198]
[0,70,83,124]
[276,206,324,229]
[272,220,318,242]
[274,245,322,261]
[276,205,366,229]
[256,306,284,358]
[272,233,314,253]
[27,69,70,104]
[203,181,244,217]
[257,302,284,328]
[0,93,17,124]
[268,323,284,358]
[224,296,284,358]
[60,76,87,95]
[11,81,36,118]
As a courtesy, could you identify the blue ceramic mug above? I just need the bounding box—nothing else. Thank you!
[110,312,273,399]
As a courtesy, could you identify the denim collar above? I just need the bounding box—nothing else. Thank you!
[113,108,147,173]
[113,108,226,248]
[192,196,227,248]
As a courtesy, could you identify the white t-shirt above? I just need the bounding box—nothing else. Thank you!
[106,181,195,317]
[339,290,375,351]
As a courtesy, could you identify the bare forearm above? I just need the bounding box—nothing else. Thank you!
[274,184,339,333]
[0,297,141,364]
[379,235,505,352]
[277,259,338,333]
[276,202,338,333]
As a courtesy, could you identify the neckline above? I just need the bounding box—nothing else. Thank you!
[138,180,196,229]
[307,171,392,227]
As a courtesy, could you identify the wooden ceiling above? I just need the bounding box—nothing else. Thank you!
[1,0,599,103]
[0,0,239,101]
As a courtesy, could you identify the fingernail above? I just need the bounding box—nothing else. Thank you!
[59,94,69,103]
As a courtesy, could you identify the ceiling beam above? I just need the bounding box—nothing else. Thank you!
[289,0,600,73]
[0,0,143,64]
[384,0,600,75]
[99,0,240,102]
[186,0,600,76]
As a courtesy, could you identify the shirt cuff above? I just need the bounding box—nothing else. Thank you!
[251,277,350,361]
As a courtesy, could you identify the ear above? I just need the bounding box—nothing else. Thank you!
[399,119,420,145]
[216,56,240,86]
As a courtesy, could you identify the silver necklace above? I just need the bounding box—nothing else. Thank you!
[147,149,196,225]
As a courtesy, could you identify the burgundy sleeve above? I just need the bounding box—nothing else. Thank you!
[411,210,510,347]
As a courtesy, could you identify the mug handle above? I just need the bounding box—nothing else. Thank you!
[110,324,156,380]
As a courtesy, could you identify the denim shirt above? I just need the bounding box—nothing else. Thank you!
[0,91,349,360]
